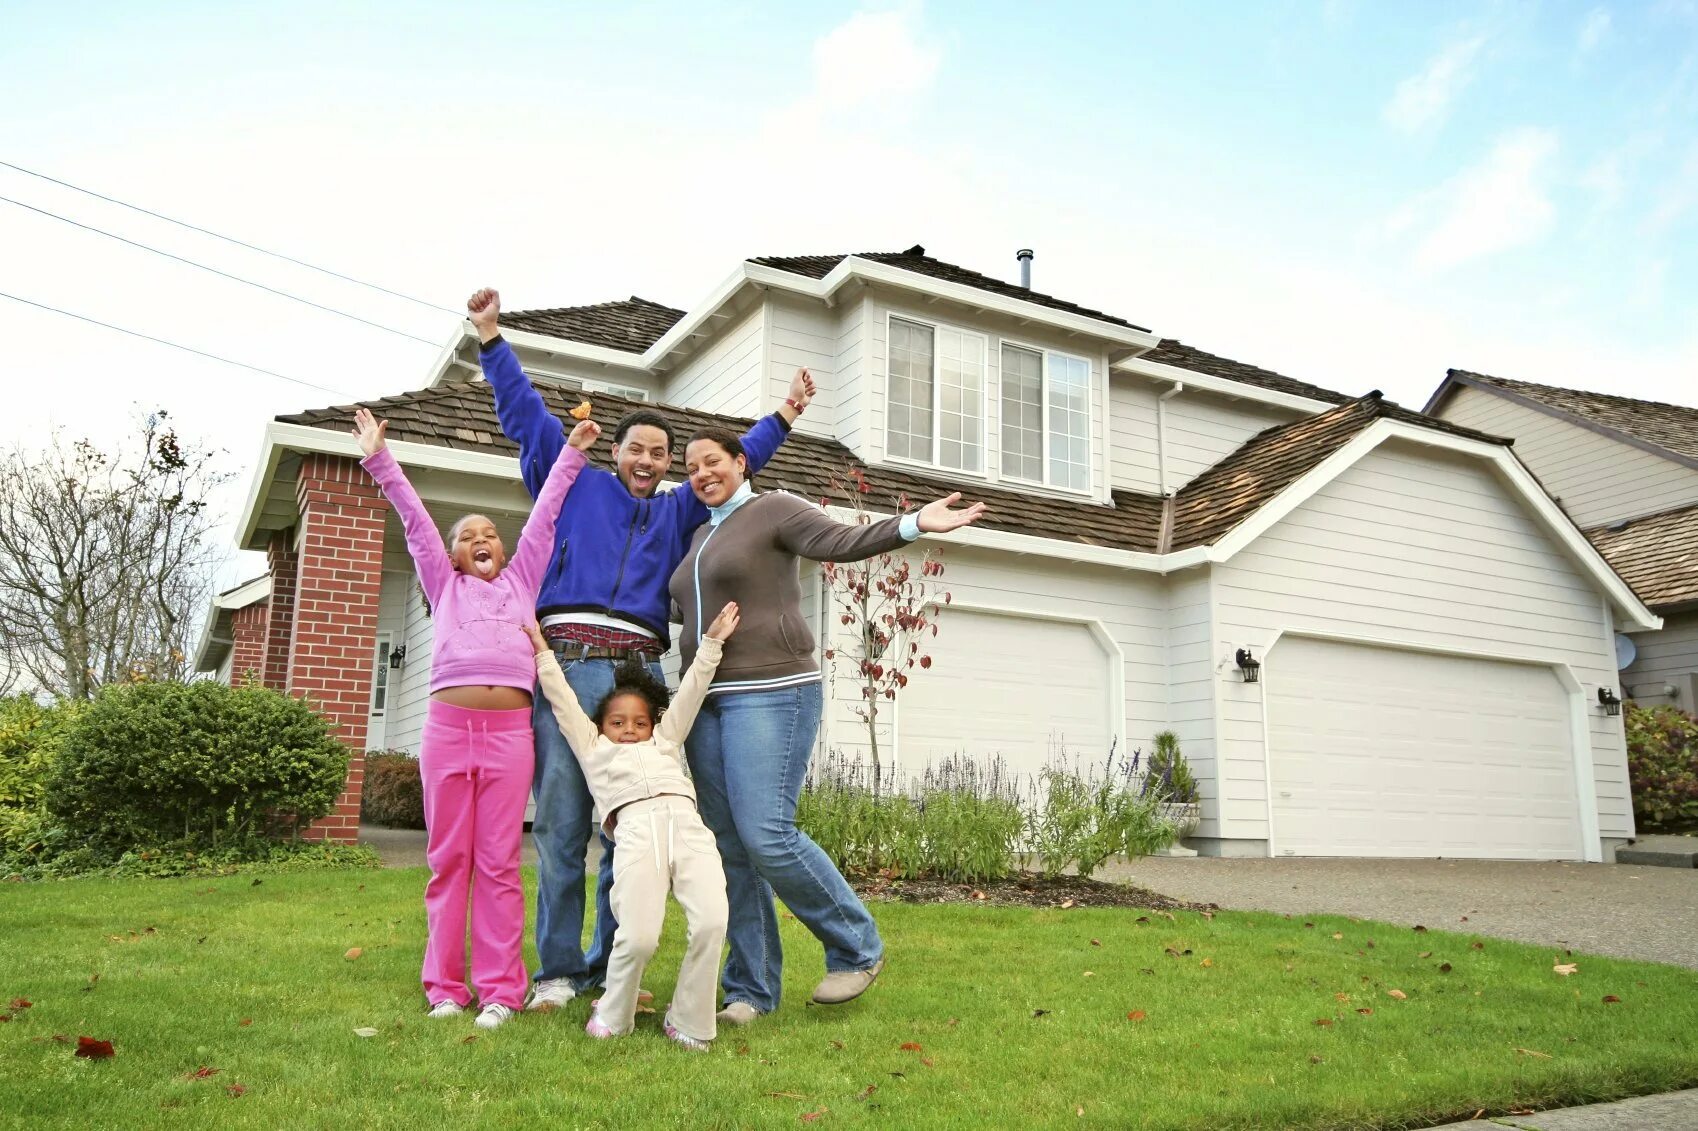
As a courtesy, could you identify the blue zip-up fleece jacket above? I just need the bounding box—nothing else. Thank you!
[481,336,789,647]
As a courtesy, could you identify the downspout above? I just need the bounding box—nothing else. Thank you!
[1156,380,1184,496]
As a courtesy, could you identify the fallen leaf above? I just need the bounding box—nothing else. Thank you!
[635,1004,655,1015]
[1439,963,1453,974]
[1514,1047,1551,1059]
[75,1036,115,1059]
[460,1034,478,1045]
[1304,922,1314,928]
[768,1092,804,1100]
[1135,916,1149,924]
[899,1042,923,1052]
[251,878,262,887]
[1510,1108,1535,1117]
[225,1083,247,1098]
[10,998,31,1010]
[344,948,363,961]
[1083,971,1094,977]
[1331,932,1343,940]
[1335,993,1351,1002]
[1602,995,1621,1004]
[1200,958,1215,968]
[800,1109,827,1123]
[1387,989,1408,1001]
[947,1018,959,1027]
[1313,1018,1334,1027]
[829,1039,845,1050]
[1355,1008,1373,1016]
[1090,938,1102,947]
[1060,899,1075,909]
[1460,916,1469,922]
[1127,1010,1147,1022]
[1553,963,1578,977]
[353,1027,379,1038]
[888,1071,906,1079]
[856,1085,877,1101]
[920,1057,934,1068]
[182,1065,221,1079]
[1076,1105,1085,1117]
[1419,951,1433,959]
[1200,910,1215,920]
[1413,925,1428,933]
[972,891,986,901]
[238,1018,253,1027]
[1309,1055,1325,1064]
[1141,967,1156,975]
[1470,941,1484,950]
[1032,1009,1051,1018]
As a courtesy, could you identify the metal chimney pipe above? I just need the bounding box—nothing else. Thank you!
[1016,248,1033,288]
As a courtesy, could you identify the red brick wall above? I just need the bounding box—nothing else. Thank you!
[263,533,298,693]
[228,601,268,687]
[287,453,389,844]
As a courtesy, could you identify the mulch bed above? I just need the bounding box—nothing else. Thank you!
[849,870,1217,913]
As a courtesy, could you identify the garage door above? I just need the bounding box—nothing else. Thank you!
[1266,637,1582,860]
[897,610,1114,785]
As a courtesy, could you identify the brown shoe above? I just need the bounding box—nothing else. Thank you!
[811,958,885,1005]
[716,1001,763,1026]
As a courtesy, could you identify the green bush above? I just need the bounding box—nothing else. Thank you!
[1027,748,1175,880]
[0,695,82,865]
[46,680,349,854]
[1146,730,1199,804]
[1626,702,1698,832]
[361,751,425,829]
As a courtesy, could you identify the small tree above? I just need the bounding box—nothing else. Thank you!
[820,465,952,799]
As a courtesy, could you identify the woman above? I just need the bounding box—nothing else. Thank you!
[669,426,985,1023]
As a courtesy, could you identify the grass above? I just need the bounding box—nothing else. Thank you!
[2,868,1696,1130]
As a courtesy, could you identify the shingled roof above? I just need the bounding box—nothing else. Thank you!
[1166,394,1511,551]
[501,297,685,353]
[749,246,1150,332]
[1140,340,1352,406]
[1585,502,1698,612]
[1448,369,1698,464]
[277,383,1166,554]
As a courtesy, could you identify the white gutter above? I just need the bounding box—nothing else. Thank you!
[1156,381,1184,496]
[1115,354,1334,416]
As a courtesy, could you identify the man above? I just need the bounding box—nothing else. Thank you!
[467,288,814,1010]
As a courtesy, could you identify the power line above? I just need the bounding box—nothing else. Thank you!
[0,159,464,317]
[0,193,443,346]
[0,290,353,398]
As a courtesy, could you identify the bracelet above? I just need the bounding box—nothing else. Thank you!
[785,398,805,412]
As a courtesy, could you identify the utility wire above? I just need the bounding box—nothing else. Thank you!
[0,159,463,317]
[0,193,442,346]
[0,290,353,398]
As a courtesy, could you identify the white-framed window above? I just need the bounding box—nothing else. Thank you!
[520,369,651,402]
[999,343,1092,492]
[886,316,986,473]
[371,632,393,717]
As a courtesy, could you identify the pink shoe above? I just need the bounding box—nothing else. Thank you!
[663,1011,710,1052]
[584,999,617,1040]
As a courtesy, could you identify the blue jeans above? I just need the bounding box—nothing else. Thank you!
[530,654,665,992]
[686,682,883,1013]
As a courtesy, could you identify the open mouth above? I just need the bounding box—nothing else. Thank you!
[472,547,495,577]
[630,469,657,492]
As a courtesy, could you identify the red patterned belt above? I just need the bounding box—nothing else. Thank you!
[542,621,663,660]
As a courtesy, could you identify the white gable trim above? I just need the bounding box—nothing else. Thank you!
[1113,355,1335,415]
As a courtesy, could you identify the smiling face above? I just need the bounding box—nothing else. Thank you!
[685,438,748,508]
[449,514,507,581]
[615,424,672,498]
[599,692,655,744]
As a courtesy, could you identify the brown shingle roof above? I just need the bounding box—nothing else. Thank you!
[1140,340,1352,406]
[1451,369,1698,464]
[750,247,1150,332]
[1585,502,1698,612]
[501,297,685,353]
[277,383,1165,554]
[1166,394,1510,551]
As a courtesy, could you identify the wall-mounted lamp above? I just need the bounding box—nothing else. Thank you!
[389,645,407,671]
[1235,648,1261,684]
[1597,687,1621,717]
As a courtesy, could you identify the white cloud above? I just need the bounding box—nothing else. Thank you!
[1401,128,1560,271]
[1383,35,1487,133]
[1578,8,1612,52]
[811,9,939,111]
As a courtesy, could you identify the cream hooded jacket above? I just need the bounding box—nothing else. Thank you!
[533,637,722,830]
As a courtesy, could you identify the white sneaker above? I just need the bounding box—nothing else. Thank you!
[526,978,577,1012]
[474,1003,515,1030]
[426,1001,464,1019]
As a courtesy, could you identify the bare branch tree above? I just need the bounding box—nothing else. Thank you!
[0,411,230,699]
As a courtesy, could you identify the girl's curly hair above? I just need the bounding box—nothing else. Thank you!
[593,658,671,728]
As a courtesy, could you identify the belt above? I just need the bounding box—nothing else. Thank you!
[547,640,660,663]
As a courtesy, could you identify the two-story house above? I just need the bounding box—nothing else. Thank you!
[197,246,1657,861]
[1428,371,1698,711]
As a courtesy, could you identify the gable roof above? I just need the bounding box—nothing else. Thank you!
[1139,340,1352,407]
[1432,369,1698,468]
[1585,501,1698,613]
[501,297,685,353]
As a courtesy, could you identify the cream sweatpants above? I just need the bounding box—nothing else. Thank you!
[601,794,729,1042]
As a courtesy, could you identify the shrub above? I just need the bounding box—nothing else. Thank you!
[1145,730,1199,804]
[46,680,349,854]
[0,695,82,866]
[362,751,426,829]
[1626,702,1698,832]
[1027,746,1174,880]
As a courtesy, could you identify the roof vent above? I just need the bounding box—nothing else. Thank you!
[901,244,926,257]
[1017,248,1033,289]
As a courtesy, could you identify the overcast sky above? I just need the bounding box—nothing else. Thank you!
[4,1,1695,586]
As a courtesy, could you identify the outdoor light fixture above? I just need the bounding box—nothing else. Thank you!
[389,645,407,671]
[1597,687,1621,716]
[1235,648,1261,684]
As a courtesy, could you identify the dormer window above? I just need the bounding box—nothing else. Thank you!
[1000,343,1091,491]
[887,316,986,473]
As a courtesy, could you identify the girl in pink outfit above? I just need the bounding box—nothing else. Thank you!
[353,406,596,1030]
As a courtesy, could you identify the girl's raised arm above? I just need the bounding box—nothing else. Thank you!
[506,420,597,592]
[353,408,453,606]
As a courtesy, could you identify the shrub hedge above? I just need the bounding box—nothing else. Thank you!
[362,751,426,829]
[1626,702,1698,832]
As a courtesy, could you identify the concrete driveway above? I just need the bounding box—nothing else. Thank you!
[1102,856,1698,969]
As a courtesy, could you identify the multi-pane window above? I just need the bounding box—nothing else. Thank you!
[887,318,985,472]
[999,344,1092,491]
[371,633,392,716]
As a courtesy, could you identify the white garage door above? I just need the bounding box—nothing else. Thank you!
[898,610,1114,785]
[1267,637,1582,860]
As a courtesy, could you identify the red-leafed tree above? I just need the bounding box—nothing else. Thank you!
[820,466,951,798]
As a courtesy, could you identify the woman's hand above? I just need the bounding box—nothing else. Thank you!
[705,601,740,641]
[787,368,816,409]
[522,621,549,656]
[916,492,987,534]
[568,418,602,452]
[351,407,388,456]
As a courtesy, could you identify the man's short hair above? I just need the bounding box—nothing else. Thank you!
[612,409,675,451]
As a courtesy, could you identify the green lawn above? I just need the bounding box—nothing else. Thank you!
[2,867,1695,1130]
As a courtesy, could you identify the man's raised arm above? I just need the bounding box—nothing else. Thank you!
[469,287,564,501]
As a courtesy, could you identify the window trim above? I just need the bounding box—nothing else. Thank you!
[883,312,990,477]
[370,631,393,718]
[996,335,1097,497]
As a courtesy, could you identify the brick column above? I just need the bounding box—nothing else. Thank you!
[228,601,269,687]
[287,453,388,844]
[263,532,298,692]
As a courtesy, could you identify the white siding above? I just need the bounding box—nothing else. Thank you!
[1211,440,1630,844]
[505,342,657,400]
[1163,390,1301,493]
[1625,611,1698,708]
[1109,379,1160,494]
[834,294,871,458]
[662,305,763,417]
[766,294,840,440]
[1163,567,1218,835]
[1438,386,1698,526]
[383,573,436,755]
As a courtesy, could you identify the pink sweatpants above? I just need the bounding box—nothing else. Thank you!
[419,700,534,1010]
